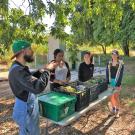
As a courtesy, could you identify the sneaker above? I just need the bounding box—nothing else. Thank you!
[112,107,116,114]
[115,109,120,118]
[108,107,115,116]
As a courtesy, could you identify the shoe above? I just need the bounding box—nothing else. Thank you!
[115,109,120,118]
[108,107,115,117]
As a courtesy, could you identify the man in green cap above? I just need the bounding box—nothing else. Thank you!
[9,40,57,135]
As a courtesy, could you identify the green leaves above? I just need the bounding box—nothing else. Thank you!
[45,0,135,55]
[0,5,47,56]
[1,0,135,57]
[30,0,46,20]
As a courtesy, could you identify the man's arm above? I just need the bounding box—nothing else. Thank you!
[32,70,42,78]
[11,67,49,94]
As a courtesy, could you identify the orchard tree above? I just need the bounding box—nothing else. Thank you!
[46,0,135,56]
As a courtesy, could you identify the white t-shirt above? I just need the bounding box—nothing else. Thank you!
[55,63,68,81]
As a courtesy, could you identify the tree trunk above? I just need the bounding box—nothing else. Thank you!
[122,40,129,56]
[100,44,106,55]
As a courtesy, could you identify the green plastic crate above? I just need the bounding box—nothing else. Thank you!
[38,92,76,122]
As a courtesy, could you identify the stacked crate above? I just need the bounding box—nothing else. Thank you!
[38,92,76,122]
[54,82,90,111]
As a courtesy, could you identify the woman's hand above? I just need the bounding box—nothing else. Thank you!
[53,79,64,85]
[61,80,68,83]
[58,80,64,85]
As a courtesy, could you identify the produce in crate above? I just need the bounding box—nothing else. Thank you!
[60,86,77,93]
[91,76,108,93]
[88,79,97,83]
[60,85,85,93]
[94,76,106,83]
[59,83,90,111]
[84,76,106,86]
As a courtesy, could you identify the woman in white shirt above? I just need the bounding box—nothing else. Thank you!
[50,49,71,90]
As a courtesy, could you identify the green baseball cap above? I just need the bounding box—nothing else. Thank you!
[11,40,31,59]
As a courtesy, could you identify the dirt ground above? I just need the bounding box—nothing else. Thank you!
[0,80,135,135]
[0,59,135,135]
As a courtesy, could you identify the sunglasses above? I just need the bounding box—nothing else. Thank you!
[112,52,118,55]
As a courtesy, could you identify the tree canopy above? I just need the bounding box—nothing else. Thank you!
[46,0,135,56]
[0,0,48,56]
[0,0,135,56]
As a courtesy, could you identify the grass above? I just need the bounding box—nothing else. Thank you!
[120,72,135,115]
[127,100,135,116]
[118,55,135,107]
[120,73,135,98]
[122,74,135,87]
[123,56,135,62]
[78,44,124,55]
[128,101,135,108]
[93,55,135,67]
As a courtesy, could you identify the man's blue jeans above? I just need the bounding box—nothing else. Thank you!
[12,93,40,135]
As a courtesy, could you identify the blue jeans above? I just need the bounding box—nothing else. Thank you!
[13,93,40,135]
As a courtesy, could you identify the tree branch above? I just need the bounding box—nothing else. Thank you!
[10,0,19,8]
[19,0,26,8]
[25,0,31,14]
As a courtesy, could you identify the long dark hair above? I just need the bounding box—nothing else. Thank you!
[53,49,64,59]
[83,51,93,64]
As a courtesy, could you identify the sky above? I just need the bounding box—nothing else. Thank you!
[8,0,71,34]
